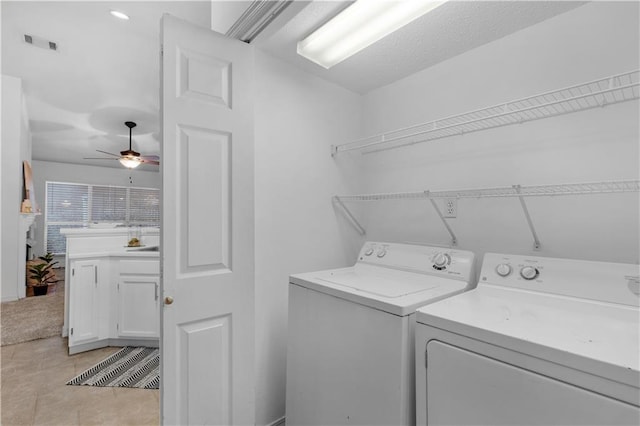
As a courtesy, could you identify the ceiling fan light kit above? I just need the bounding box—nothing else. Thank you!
[297,0,447,69]
[119,121,142,169]
[84,120,159,169]
[119,155,142,169]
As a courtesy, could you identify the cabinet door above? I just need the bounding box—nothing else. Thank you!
[69,259,100,345]
[117,275,159,338]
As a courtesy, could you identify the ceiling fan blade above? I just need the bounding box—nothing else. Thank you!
[91,122,159,168]
[96,149,121,157]
[83,157,119,160]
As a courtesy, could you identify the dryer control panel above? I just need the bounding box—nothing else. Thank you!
[481,253,640,307]
[358,242,475,282]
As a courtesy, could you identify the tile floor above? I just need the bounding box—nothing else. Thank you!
[1,336,159,425]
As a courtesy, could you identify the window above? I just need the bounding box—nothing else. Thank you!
[45,181,160,254]
[129,187,161,225]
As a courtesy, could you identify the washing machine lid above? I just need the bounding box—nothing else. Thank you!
[290,264,470,316]
[416,285,640,390]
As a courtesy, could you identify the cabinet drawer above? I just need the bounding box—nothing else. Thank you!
[119,259,159,275]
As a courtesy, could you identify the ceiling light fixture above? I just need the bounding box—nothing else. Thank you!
[110,10,130,20]
[118,121,142,169]
[84,121,160,168]
[118,155,142,169]
[297,0,447,69]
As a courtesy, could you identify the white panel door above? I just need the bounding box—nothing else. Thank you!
[161,14,255,426]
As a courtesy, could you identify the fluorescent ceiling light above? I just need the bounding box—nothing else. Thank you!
[110,10,130,20]
[297,0,447,69]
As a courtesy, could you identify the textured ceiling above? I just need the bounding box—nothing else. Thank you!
[1,1,211,169]
[2,1,585,168]
[257,1,585,94]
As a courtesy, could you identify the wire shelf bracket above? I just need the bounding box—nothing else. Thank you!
[427,193,458,246]
[332,70,640,156]
[333,196,366,236]
[514,185,541,250]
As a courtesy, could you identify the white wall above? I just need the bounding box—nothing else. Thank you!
[1,74,32,302]
[356,2,639,265]
[31,160,160,257]
[253,50,364,425]
[252,4,639,424]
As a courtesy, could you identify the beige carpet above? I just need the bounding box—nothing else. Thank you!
[1,270,65,346]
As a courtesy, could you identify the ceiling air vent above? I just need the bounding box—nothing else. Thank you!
[23,34,58,52]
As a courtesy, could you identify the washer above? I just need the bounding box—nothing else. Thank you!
[415,253,640,426]
[286,241,475,426]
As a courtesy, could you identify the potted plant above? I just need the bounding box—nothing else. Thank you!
[28,253,58,296]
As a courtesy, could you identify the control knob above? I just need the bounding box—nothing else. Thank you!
[433,252,451,268]
[364,248,374,256]
[377,248,387,258]
[495,264,512,277]
[520,266,539,280]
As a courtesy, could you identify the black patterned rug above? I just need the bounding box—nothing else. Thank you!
[67,346,159,389]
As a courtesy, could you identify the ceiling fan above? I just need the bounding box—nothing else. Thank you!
[84,121,160,169]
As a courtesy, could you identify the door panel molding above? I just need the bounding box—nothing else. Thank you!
[177,315,232,425]
[177,46,232,107]
[176,124,231,275]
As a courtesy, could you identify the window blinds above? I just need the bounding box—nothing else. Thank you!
[130,187,161,225]
[91,185,127,223]
[45,182,160,254]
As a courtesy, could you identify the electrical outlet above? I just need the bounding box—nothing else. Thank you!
[443,198,457,218]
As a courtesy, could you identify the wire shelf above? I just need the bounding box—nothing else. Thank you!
[333,180,639,248]
[334,180,640,202]
[332,70,640,156]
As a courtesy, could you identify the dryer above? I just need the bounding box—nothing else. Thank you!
[286,241,475,426]
[415,253,640,425]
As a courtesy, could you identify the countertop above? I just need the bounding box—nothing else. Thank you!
[60,227,159,237]
[67,247,160,260]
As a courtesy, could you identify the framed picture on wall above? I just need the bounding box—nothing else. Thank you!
[22,160,38,213]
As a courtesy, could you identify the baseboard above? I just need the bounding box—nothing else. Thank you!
[107,338,159,348]
[266,416,285,426]
[69,338,159,355]
[69,339,108,355]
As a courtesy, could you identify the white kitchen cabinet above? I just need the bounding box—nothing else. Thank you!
[66,255,160,354]
[61,227,160,354]
[68,259,102,346]
[117,274,160,338]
